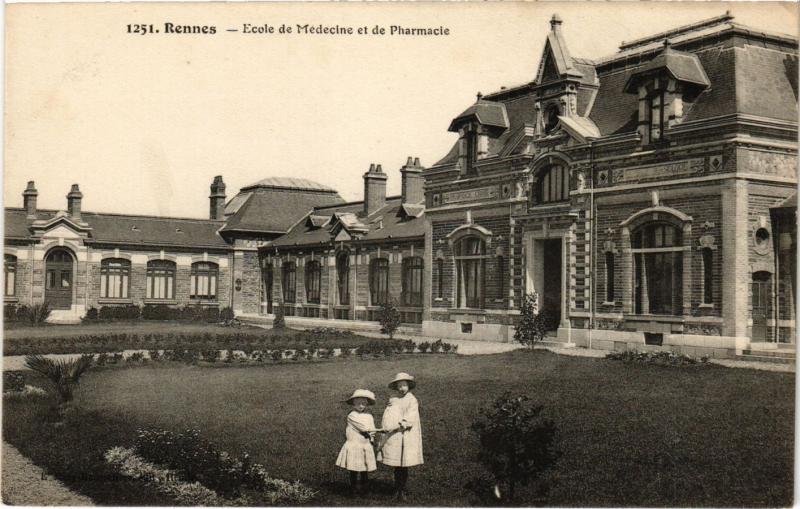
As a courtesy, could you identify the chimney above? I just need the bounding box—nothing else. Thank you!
[23,181,38,218]
[550,13,563,32]
[209,175,227,220]
[363,163,387,216]
[67,184,83,220]
[400,157,425,204]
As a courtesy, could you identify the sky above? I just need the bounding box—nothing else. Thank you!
[4,2,798,219]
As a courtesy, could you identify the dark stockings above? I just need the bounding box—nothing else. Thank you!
[349,471,369,494]
[393,467,409,499]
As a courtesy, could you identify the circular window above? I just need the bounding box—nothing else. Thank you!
[753,228,771,255]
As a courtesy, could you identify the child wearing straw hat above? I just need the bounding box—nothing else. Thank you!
[336,389,381,495]
[379,372,423,501]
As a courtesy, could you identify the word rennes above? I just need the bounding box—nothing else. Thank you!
[243,24,450,36]
[127,23,217,35]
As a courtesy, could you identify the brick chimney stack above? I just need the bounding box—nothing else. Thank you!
[400,157,425,204]
[23,181,38,218]
[67,184,83,220]
[209,176,227,220]
[363,163,387,216]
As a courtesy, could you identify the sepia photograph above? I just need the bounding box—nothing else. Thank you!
[2,1,798,506]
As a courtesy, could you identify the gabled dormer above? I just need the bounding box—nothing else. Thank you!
[448,95,509,176]
[624,40,710,145]
[533,15,599,137]
[329,212,369,242]
[30,210,93,240]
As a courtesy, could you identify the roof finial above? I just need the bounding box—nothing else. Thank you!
[476,91,483,101]
[550,13,562,31]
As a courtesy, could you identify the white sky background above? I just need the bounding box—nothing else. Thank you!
[4,2,798,219]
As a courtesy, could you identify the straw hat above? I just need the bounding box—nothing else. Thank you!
[345,389,376,405]
[388,372,416,390]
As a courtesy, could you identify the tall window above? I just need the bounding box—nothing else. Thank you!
[605,252,615,303]
[537,165,569,204]
[632,223,683,315]
[305,261,321,304]
[370,258,390,306]
[4,255,16,297]
[101,258,130,299]
[402,257,424,307]
[146,260,175,300]
[497,256,505,301]
[647,90,666,143]
[190,262,218,300]
[544,105,560,134]
[436,258,444,300]
[702,248,713,305]
[456,237,486,309]
[464,126,478,175]
[337,253,350,305]
[282,262,296,303]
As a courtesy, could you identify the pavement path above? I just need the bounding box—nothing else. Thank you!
[2,441,94,506]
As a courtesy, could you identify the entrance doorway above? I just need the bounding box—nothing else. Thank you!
[261,265,273,315]
[751,271,773,342]
[539,238,563,332]
[45,248,74,310]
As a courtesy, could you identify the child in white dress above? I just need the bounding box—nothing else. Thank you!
[379,372,423,501]
[336,389,380,494]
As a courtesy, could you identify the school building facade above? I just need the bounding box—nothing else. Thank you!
[5,14,797,355]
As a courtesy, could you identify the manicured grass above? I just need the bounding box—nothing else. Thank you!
[4,320,259,340]
[4,351,794,506]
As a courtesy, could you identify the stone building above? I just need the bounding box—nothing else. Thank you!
[4,177,343,321]
[4,13,796,355]
[423,13,797,354]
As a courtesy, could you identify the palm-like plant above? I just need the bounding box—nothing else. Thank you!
[24,354,94,404]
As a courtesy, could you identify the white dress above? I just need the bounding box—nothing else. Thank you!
[380,393,423,467]
[335,411,377,472]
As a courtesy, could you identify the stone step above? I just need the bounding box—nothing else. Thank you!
[741,349,796,359]
[736,353,796,365]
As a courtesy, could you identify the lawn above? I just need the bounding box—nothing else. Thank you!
[3,351,794,506]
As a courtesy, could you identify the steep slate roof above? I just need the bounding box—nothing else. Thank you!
[448,100,510,132]
[4,208,229,249]
[220,187,345,234]
[271,197,425,249]
[431,14,798,167]
[240,177,337,193]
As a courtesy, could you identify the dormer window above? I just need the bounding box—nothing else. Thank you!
[448,98,509,176]
[646,89,666,143]
[544,104,561,134]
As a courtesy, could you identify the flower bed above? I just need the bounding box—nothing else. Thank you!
[605,349,709,366]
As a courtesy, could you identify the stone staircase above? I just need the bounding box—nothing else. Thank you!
[738,342,796,364]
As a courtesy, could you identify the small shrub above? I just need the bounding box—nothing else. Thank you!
[220,307,235,322]
[4,303,19,323]
[224,348,234,363]
[442,342,452,354]
[273,303,286,330]
[418,341,430,354]
[270,350,283,362]
[24,354,94,404]
[20,301,51,325]
[431,339,443,354]
[378,299,402,340]
[83,306,99,322]
[127,352,145,364]
[148,350,161,362]
[513,292,549,348]
[202,349,220,363]
[96,352,109,366]
[471,393,559,502]
[4,372,25,393]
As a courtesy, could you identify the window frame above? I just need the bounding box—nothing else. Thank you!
[190,261,219,301]
[631,222,684,315]
[536,165,570,204]
[701,248,713,305]
[4,254,16,297]
[646,89,666,144]
[401,256,424,307]
[455,236,487,309]
[436,258,444,300]
[282,261,297,304]
[369,258,390,306]
[604,252,615,303]
[336,252,350,305]
[305,260,321,304]
[146,260,176,300]
[100,258,131,299]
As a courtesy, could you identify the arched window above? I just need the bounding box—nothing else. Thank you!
[536,165,569,204]
[305,260,321,304]
[402,257,424,307]
[4,255,16,297]
[282,262,296,304]
[605,252,615,303]
[632,223,683,315]
[370,258,390,306]
[702,248,713,305]
[101,258,131,299]
[191,262,218,300]
[544,104,560,134]
[455,237,486,309]
[146,260,175,300]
